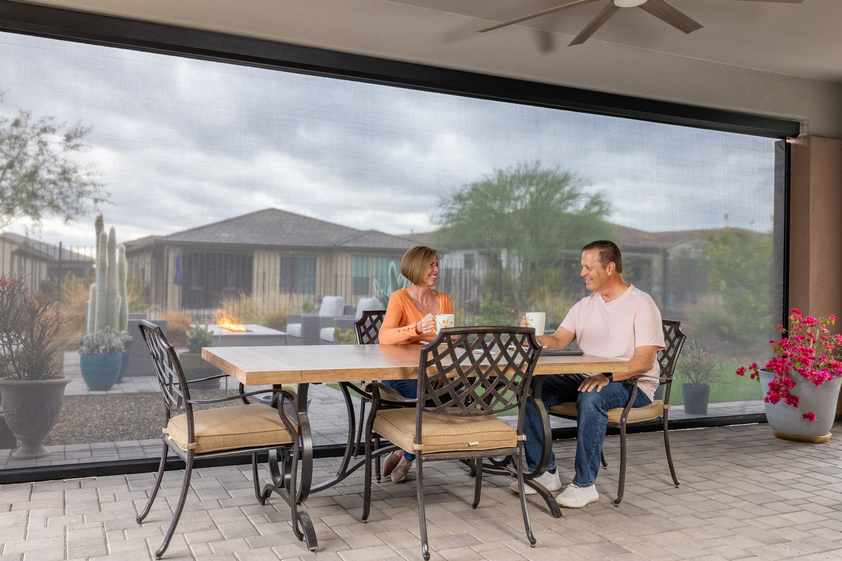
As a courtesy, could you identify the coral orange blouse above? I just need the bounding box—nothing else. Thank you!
[378,287,453,345]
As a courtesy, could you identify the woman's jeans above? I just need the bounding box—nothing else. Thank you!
[523,374,652,488]
[382,379,417,461]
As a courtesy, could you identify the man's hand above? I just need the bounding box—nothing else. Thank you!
[578,373,611,393]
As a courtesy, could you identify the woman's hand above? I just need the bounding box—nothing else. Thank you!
[520,315,528,328]
[416,313,435,334]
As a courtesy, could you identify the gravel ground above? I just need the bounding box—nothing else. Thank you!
[44,389,241,445]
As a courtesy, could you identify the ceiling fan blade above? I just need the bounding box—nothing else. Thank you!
[478,0,600,33]
[639,0,702,34]
[569,1,620,46]
[732,0,803,3]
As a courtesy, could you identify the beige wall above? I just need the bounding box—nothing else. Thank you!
[787,135,842,416]
[788,136,842,320]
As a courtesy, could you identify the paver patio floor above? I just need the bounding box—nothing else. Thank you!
[2,421,841,561]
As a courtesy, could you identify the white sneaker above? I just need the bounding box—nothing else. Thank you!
[509,469,562,495]
[555,483,599,508]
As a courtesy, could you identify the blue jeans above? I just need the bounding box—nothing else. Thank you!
[523,374,652,487]
[382,379,417,461]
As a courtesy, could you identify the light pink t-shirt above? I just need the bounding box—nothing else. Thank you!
[560,285,665,401]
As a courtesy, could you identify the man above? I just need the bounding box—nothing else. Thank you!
[511,240,664,508]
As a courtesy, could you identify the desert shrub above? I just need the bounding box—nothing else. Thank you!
[218,293,295,331]
[163,310,192,347]
[53,272,91,350]
[476,295,516,326]
[529,281,579,332]
[334,328,357,345]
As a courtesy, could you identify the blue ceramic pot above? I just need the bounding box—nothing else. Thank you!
[80,353,123,391]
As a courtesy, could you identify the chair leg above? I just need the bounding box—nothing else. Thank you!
[137,442,168,524]
[515,444,536,547]
[362,428,373,522]
[614,422,627,507]
[416,456,430,561]
[353,396,367,458]
[601,449,608,468]
[472,459,483,509]
[155,450,195,559]
[251,452,266,505]
[375,435,382,482]
[662,415,680,487]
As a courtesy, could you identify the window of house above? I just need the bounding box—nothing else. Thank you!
[352,257,370,296]
[280,256,316,295]
[375,258,403,292]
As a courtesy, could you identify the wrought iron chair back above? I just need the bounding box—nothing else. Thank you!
[417,327,540,418]
[354,309,386,344]
[657,319,686,402]
[138,320,192,421]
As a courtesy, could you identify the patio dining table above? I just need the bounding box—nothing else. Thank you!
[203,343,628,535]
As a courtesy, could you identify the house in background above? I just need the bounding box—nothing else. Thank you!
[124,208,416,314]
[0,233,94,294]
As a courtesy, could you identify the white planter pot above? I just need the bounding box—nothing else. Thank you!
[759,369,842,443]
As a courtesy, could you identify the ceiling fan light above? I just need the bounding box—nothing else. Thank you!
[614,0,647,7]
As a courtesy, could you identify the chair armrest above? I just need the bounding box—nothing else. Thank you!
[366,381,416,405]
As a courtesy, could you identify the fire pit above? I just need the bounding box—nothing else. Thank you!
[206,324,286,347]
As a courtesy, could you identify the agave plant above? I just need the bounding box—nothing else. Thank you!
[373,261,410,308]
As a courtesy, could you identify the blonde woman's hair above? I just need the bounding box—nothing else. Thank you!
[400,245,438,286]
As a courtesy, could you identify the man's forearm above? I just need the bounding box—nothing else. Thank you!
[613,346,658,382]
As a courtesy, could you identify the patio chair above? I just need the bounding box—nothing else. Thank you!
[286,295,346,345]
[547,319,686,505]
[135,320,317,558]
[361,326,543,560]
[347,309,415,479]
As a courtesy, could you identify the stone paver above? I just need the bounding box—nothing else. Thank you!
[2,422,842,560]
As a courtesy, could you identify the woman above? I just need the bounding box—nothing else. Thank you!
[378,244,453,483]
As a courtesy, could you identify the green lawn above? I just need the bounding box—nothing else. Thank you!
[669,362,764,405]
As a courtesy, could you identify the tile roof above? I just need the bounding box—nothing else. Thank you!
[126,208,415,251]
[0,233,94,262]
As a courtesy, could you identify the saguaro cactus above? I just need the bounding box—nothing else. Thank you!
[118,244,128,332]
[94,231,108,333]
[106,227,118,330]
[89,224,129,334]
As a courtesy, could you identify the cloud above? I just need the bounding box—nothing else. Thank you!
[0,31,778,248]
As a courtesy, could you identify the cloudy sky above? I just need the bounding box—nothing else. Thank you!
[0,31,777,248]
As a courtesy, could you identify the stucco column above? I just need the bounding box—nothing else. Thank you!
[788,135,842,416]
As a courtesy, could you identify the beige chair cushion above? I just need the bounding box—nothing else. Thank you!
[164,403,295,454]
[373,408,518,454]
[549,400,665,424]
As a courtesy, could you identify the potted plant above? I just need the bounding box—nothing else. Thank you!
[178,323,222,389]
[78,326,130,391]
[737,308,842,443]
[676,341,723,415]
[0,273,71,458]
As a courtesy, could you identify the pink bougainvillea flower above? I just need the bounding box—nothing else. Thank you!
[738,308,841,425]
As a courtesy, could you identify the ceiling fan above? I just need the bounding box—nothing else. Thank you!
[478,0,805,47]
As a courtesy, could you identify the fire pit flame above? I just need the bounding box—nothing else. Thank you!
[216,311,248,332]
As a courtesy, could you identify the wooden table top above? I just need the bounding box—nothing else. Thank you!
[203,344,628,386]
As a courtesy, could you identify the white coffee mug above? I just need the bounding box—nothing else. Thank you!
[435,314,455,332]
[524,312,546,332]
